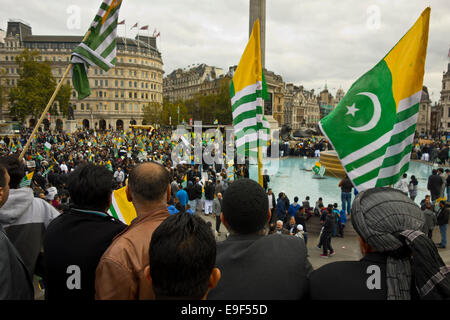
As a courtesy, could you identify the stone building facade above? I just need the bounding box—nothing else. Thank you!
[439,63,450,135]
[0,20,164,131]
[416,86,431,136]
[163,64,224,103]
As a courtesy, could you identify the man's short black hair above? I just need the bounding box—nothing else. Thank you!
[0,155,24,189]
[222,178,269,234]
[294,196,299,202]
[149,212,216,300]
[67,163,113,212]
[128,162,169,202]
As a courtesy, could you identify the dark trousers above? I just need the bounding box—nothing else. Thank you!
[215,215,221,232]
[322,232,333,255]
[338,222,345,237]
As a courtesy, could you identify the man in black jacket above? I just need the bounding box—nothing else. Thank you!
[428,169,443,201]
[436,200,449,248]
[309,188,450,300]
[208,178,312,300]
[43,164,126,300]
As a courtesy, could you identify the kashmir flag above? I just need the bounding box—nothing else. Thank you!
[313,162,326,177]
[108,187,137,225]
[230,19,270,160]
[106,160,113,171]
[71,0,123,100]
[19,172,34,188]
[319,8,430,191]
[42,165,53,177]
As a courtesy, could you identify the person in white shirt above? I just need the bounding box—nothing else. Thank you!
[113,167,125,184]
[395,173,409,195]
[59,161,68,174]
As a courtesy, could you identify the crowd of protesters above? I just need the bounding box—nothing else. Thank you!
[0,126,449,301]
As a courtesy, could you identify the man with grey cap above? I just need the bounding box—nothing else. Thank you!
[309,187,450,300]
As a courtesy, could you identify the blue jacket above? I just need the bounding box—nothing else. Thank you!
[276,198,286,219]
[288,203,300,217]
[168,205,179,215]
[176,189,188,206]
[339,210,347,224]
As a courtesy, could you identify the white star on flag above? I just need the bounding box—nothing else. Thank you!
[346,103,359,117]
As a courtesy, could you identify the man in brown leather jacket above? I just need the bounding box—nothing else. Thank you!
[95,162,170,299]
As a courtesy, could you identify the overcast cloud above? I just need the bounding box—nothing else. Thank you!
[0,0,448,103]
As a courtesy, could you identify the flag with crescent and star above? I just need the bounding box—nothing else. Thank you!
[319,7,430,191]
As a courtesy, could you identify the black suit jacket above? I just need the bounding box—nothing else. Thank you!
[308,252,420,300]
[208,233,312,300]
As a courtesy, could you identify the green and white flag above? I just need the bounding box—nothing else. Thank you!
[71,0,123,100]
[230,19,270,159]
[319,8,430,191]
[19,172,34,188]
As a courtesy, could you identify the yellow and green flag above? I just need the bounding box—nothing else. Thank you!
[108,186,137,225]
[19,172,34,188]
[71,0,123,99]
[319,8,430,191]
[230,19,270,160]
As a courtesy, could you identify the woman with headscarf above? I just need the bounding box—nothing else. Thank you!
[309,187,450,300]
[409,175,419,201]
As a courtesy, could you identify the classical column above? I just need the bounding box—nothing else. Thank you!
[249,0,266,69]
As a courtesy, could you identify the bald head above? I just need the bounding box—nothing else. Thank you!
[128,162,170,203]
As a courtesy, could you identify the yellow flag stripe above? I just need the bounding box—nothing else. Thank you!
[384,7,430,110]
[232,19,263,93]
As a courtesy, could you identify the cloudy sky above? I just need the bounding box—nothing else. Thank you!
[1,0,449,103]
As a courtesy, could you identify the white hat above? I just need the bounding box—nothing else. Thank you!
[297,224,303,231]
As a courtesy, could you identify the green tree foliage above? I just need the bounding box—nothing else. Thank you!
[159,100,189,126]
[55,83,72,117]
[8,49,65,123]
[179,77,233,125]
[143,101,163,125]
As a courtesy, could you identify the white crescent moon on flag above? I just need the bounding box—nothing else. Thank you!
[348,92,381,132]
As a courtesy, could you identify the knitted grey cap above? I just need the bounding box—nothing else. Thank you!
[351,187,425,253]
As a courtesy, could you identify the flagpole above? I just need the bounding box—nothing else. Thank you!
[19,30,91,161]
[258,145,263,187]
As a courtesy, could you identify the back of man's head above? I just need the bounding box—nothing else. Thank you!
[222,178,269,235]
[67,163,113,212]
[148,212,219,300]
[128,162,169,203]
[0,155,24,189]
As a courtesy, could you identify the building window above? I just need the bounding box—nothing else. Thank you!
[120,80,124,87]
[115,103,119,111]
[134,92,137,99]
[129,92,132,99]
[95,69,98,75]
[129,81,132,87]
[121,103,125,111]
[105,80,108,87]
[81,103,84,111]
